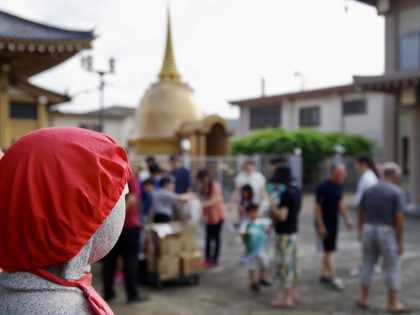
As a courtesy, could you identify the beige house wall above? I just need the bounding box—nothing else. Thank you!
[236,91,387,157]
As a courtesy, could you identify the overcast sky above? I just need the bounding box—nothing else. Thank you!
[0,0,384,118]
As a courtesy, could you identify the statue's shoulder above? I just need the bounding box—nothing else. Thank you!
[0,287,92,315]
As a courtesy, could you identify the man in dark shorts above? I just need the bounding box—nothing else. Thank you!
[314,163,353,291]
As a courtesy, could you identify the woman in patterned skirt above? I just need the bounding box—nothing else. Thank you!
[270,175,302,308]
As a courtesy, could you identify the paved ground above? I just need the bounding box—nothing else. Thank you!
[92,195,420,315]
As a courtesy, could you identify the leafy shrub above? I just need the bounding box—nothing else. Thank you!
[232,128,374,173]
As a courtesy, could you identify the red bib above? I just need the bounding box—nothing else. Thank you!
[31,269,114,315]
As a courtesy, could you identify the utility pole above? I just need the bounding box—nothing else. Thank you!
[261,77,266,97]
[294,71,305,91]
[81,56,115,133]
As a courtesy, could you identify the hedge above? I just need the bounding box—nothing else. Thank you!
[232,128,374,173]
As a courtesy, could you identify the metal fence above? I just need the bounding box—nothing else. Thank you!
[305,156,359,193]
[130,153,409,202]
[130,154,302,199]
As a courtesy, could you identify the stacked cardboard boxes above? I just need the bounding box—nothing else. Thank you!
[147,223,203,281]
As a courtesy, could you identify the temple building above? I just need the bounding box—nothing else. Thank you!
[0,10,93,148]
[130,11,232,156]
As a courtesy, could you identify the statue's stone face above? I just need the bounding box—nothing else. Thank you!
[88,185,128,264]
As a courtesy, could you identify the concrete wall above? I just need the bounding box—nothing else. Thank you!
[399,5,420,34]
[236,106,250,138]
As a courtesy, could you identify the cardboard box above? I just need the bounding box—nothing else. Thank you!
[157,234,183,256]
[180,251,203,276]
[157,255,181,280]
[148,223,196,257]
[149,223,183,239]
[145,237,157,272]
[181,225,197,253]
[147,253,156,273]
[182,225,196,237]
[182,234,196,253]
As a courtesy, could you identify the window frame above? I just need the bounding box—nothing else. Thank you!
[342,99,367,116]
[9,102,38,120]
[249,104,281,130]
[299,106,320,127]
[399,29,420,71]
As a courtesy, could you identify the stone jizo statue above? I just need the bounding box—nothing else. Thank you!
[0,127,131,315]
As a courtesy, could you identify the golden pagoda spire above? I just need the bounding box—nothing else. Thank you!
[158,7,181,82]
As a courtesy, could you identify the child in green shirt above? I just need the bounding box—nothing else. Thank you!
[240,204,271,292]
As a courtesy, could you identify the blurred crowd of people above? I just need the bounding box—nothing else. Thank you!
[97,151,410,313]
[100,154,226,303]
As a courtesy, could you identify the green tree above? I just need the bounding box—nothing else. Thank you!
[232,128,374,174]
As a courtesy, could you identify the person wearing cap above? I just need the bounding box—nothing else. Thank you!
[270,173,302,308]
[0,127,131,315]
[267,158,292,206]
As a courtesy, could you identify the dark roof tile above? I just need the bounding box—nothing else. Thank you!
[0,10,93,42]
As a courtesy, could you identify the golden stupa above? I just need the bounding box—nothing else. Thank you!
[130,9,232,156]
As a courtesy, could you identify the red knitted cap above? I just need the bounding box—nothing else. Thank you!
[0,127,131,271]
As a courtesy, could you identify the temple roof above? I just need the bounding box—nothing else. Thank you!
[16,80,70,105]
[0,10,93,42]
[158,8,181,82]
[0,10,94,78]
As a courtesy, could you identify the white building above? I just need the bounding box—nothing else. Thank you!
[49,106,135,147]
[353,0,420,206]
[230,84,388,158]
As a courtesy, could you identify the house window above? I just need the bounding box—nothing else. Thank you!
[10,102,38,119]
[299,107,320,127]
[249,104,280,130]
[342,99,367,115]
[399,30,420,70]
[402,136,410,176]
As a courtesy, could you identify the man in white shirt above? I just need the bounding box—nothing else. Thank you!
[234,160,267,205]
[351,156,380,277]
[355,156,379,206]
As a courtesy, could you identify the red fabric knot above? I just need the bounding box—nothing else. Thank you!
[31,269,114,315]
